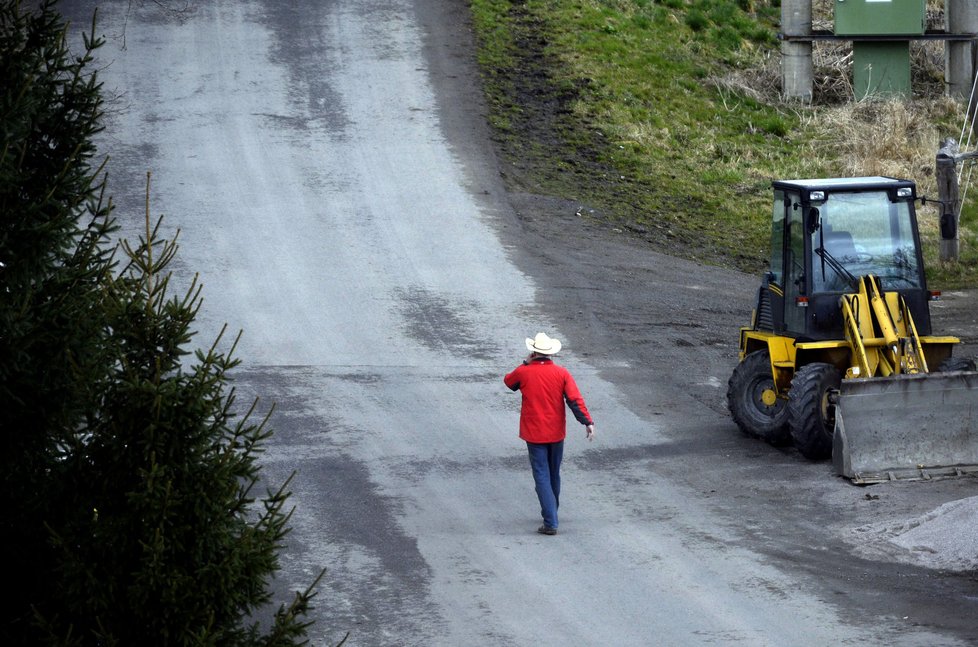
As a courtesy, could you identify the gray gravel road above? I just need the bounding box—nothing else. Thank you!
[64,0,978,645]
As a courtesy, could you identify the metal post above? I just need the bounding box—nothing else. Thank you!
[947,0,978,106]
[782,0,813,102]
[936,138,960,262]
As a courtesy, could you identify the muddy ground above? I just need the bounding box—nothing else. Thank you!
[434,1,978,639]
[496,190,978,638]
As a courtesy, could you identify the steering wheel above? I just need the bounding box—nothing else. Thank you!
[842,252,873,264]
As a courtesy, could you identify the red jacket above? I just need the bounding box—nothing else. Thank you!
[504,358,593,444]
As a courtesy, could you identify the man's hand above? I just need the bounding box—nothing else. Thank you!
[586,424,595,441]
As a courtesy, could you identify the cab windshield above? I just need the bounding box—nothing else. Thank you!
[810,190,922,293]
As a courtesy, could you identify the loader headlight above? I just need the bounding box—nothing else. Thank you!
[809,190,825,202]
[896,187,912,198]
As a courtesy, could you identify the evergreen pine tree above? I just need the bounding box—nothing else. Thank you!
[1,0,117,638]
[1,2,326,643]
[47,189,325,644]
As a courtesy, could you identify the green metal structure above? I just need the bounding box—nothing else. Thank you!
[834,0,925,36]
[834,0,926,98]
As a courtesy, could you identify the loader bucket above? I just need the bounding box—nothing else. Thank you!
[833,371,978,484]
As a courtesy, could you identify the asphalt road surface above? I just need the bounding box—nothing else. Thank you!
[64,1,978,645]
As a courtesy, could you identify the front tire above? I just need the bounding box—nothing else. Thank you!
[727,350,790,445]
[788,363,841,460]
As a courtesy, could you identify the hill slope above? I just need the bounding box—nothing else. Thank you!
[469,0,978,287]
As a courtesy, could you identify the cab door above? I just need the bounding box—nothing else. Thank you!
[782,191,807,334]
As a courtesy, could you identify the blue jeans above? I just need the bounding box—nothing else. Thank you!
[526,441,563,529]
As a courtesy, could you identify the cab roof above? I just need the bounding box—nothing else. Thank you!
[772,176,915,193]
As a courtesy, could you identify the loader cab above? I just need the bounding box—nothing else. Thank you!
[765,177,931,340]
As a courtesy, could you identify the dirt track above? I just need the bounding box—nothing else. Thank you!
[64,0,978,642]
[497,187,978,640]
[458,6,978,641]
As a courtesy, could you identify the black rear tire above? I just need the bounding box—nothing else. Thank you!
[788,363,841,460]
[937,356,977,372]
[727,350,790,445]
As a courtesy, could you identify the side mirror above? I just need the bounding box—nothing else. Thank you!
[806,207,820,234]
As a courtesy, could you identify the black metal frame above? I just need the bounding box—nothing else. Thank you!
[780,29,976,42]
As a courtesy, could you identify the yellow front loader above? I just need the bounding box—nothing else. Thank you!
[728,178,978,483]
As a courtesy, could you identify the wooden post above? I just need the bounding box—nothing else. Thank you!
[936,138,960,262]
[781,0,813,102]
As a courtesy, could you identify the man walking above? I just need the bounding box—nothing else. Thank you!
[504,332,594,535]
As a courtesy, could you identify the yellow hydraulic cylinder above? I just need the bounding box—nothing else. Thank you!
[868,279,899,351]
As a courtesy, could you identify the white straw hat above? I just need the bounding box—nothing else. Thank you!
[526,332,562,355]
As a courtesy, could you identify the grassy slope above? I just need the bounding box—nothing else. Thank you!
[469,0,978,288]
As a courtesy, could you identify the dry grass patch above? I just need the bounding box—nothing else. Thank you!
[813,99,957,186]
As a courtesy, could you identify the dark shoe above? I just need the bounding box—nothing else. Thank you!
[537,525,557,535]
